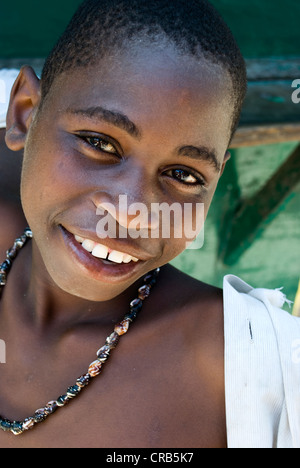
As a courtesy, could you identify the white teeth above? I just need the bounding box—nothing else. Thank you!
[122,254,134,264]
[92,244,109,260]
[74,234,139,264]
[82,239,96,253]
[107,251,124,264]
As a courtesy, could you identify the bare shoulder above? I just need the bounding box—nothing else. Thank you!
[141,264,226,447]
[0,129,27,257]
[150,262,225,373]
[157,263,224,324]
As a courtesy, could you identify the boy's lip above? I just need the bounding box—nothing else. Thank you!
[59,225,151,284]
[63,225,155,261]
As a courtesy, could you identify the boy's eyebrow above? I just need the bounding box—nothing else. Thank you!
[178,146,221,172]
[64,106,142,139]
[65,106,221,171]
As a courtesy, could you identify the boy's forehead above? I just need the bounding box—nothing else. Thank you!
[45,43,233,149]
[52,42,231,106]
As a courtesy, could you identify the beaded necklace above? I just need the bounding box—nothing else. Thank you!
[0,228,160,436]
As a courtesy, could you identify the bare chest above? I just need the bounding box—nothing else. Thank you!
[0,343,226,448]
[0,265,227,448]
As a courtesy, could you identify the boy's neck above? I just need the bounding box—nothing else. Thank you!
[1,235,147,335]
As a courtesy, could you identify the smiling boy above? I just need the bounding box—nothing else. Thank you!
[0,0,299,449]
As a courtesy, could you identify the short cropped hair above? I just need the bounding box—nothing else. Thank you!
[41,0,247,141]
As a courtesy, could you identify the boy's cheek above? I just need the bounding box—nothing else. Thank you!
[21,117,215,262]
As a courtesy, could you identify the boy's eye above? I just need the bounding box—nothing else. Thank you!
[85,136,118,155]
[167,168,205,187]
[75,133,121,157]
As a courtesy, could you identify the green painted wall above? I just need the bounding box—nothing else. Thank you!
[172,142,300,305]
[0,0,299,302]
[211,0,300,58]
[0,0,300,59]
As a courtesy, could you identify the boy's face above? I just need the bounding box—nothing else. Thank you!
[17,42,233,301]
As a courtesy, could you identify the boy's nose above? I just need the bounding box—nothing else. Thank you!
[91,190,160,235]
[89,160,162,236]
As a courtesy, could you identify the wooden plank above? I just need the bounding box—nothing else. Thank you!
[0,58,44,74]
[239,81,300,126]
[246,58,300,81]
[234,58,300,146]
[231,122,300,148]
[1,57,300,147]
[219,143,300,265]
[1,56,299,80]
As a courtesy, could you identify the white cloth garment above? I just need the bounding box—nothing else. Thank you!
[0,69,19,129]
[224,275,300,448]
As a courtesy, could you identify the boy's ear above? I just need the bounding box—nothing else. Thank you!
[220,150,231,176]
[5,66,41,152]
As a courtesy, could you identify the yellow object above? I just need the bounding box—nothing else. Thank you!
[292,281,300,317]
